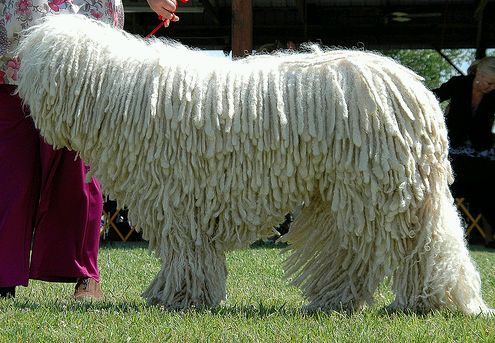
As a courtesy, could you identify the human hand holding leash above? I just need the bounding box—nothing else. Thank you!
[146,0,188,33]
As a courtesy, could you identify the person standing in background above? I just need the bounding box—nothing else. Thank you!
[432,56,495,248]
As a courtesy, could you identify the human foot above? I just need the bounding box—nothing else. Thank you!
[74,278,103,300]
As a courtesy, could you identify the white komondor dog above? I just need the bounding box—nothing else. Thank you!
[16,15,492,314]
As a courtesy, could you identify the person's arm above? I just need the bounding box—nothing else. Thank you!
[432,77,457,103]
[146,0,180,26]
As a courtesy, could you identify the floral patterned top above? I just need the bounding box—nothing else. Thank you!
[0,0,124,84]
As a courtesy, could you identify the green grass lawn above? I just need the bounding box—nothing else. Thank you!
[1,242,494,342]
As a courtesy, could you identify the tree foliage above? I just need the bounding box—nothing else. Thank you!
[380,49,474,89]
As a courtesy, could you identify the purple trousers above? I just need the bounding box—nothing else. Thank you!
[0,84,103,287]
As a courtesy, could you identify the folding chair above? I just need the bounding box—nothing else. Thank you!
[100,205,137,242]
[455,198,485,240]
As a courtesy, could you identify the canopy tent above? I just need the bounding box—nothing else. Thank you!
[123,0,494,57]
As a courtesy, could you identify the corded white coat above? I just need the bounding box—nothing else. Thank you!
[16,14,492,314]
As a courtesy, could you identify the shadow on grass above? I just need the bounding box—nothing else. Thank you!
[468,244,495,252]
[100,240,148,250]
[211,302,300,318]
[100,239,289,251]
[7,298,468,320]
[5,297,391,319]
[100,240,493,253]
[376,306,465,320]
[7,298,317,318]
[9,298,149,313]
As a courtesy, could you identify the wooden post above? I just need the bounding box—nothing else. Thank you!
[296,0,307,42]
[231,0,252,58]
[474,0,487,59]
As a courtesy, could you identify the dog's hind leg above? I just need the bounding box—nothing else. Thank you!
[283,194,388,312]
[142,232,227,309]
[389,190,491,315]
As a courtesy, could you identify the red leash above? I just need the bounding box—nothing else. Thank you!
[145,0,189,39]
